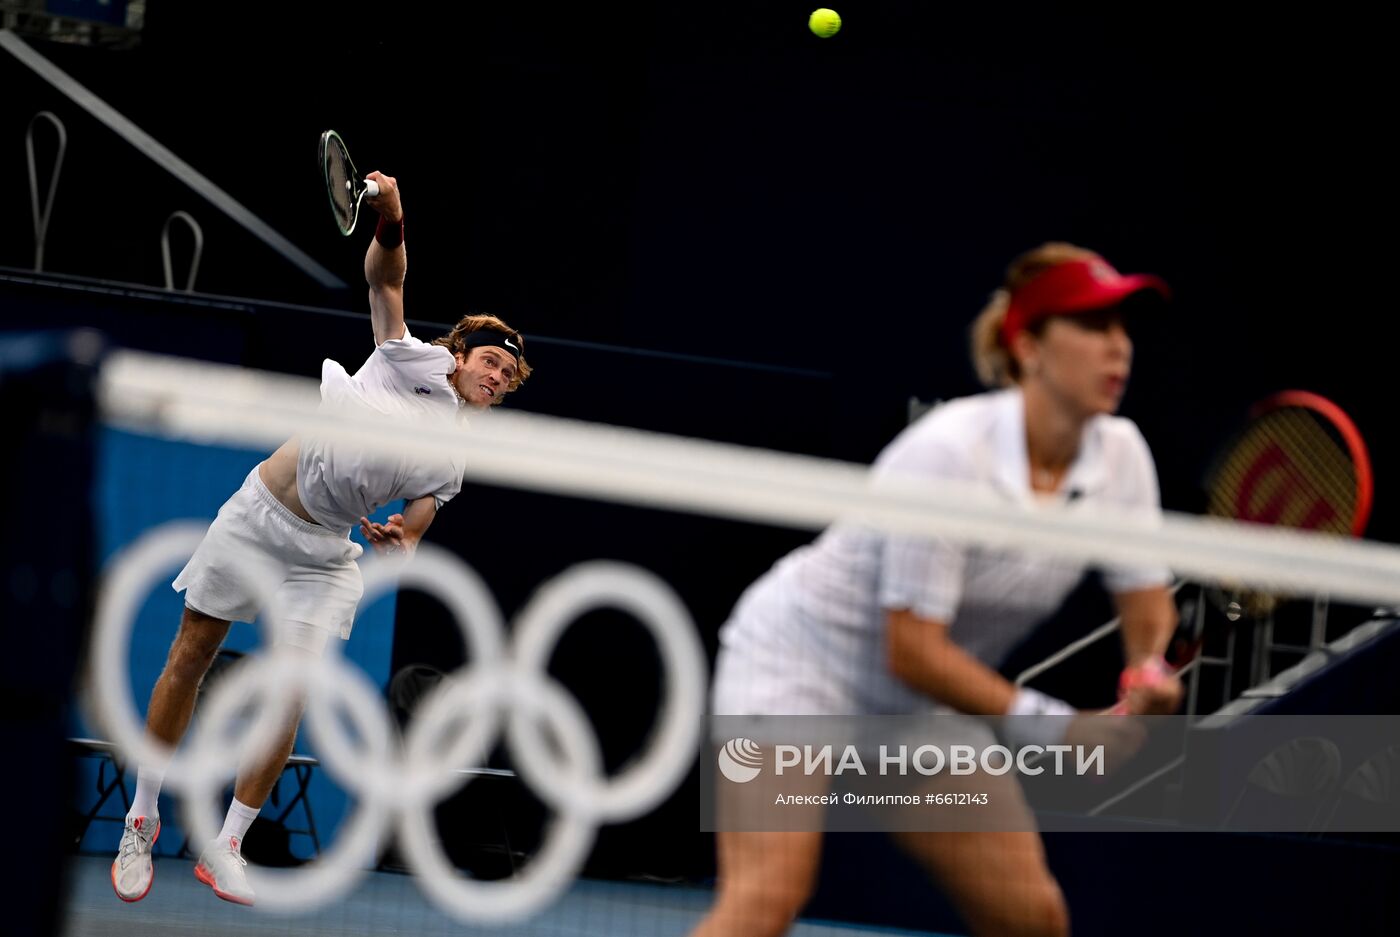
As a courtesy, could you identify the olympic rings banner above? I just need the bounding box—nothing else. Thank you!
[88,521,708,922]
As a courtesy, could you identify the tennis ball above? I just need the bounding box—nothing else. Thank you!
[809,8,841,38]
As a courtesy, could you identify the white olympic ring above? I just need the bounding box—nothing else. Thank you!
[90,521,707,922]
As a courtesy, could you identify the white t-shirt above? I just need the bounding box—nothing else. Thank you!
[715,386,1171,714]
[297,328,465,533]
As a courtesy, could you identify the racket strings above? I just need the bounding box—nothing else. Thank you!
[1208,408,1356,534]
[325,141,355,232]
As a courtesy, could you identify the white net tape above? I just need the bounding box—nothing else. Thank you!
[102,350,1400,606]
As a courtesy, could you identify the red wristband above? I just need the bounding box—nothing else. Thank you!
[375,215,404,249]
[1118,655,1170,698]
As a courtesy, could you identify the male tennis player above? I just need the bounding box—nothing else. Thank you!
[111,172,532,906]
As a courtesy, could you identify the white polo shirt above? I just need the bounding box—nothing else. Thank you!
[713,386,1171,715]
[296,328,466,534]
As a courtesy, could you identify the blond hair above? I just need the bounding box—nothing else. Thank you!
[432,313,533,399]
[969,242,1102,388]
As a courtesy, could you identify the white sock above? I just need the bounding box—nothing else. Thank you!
[128,765,165,822]
[218,797,260,845]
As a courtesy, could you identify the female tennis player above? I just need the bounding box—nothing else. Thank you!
[111,172,532,906]
[691,243,1183,937]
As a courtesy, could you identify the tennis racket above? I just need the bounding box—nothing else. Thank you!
[319,129,380,236]
[1204,389,1373,617]
[1111,392,1372,714]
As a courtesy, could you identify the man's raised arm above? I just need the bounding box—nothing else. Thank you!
[364,170,406,345]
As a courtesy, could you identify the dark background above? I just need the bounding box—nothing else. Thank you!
[4,1,1391,526]
[4,1,1396,930]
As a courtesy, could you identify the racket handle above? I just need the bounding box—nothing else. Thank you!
[364,179,380,198]
[1110,655,1177,716]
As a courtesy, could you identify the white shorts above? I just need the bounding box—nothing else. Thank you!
[173,467,364,642]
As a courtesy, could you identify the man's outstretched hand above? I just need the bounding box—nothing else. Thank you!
[360,513,409,555]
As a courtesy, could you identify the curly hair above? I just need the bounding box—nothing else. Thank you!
[431,313,533,396]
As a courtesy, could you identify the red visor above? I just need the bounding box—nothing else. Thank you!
[1001,258,1169,347]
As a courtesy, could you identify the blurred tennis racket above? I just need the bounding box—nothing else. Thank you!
[319,129,380,236]
[1112,392,1373,714]
[1204,389,1373,619]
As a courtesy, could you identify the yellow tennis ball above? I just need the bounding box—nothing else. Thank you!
[809,8,841,39]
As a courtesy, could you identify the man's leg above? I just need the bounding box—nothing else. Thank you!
[113,606,230,902]
[145,607,233,746]
[196,640,319,907]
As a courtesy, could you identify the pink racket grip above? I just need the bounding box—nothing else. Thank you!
[364,179,380,198]
[1119,656,1170,693]
[1111,655,1172,715]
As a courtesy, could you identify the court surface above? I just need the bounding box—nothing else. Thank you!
[61,854,956,937]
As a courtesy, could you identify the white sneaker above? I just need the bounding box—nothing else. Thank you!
[111,815,161,902]
[194,835,255,906]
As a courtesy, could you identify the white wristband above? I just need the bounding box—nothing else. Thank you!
[1002,687,1075,749]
